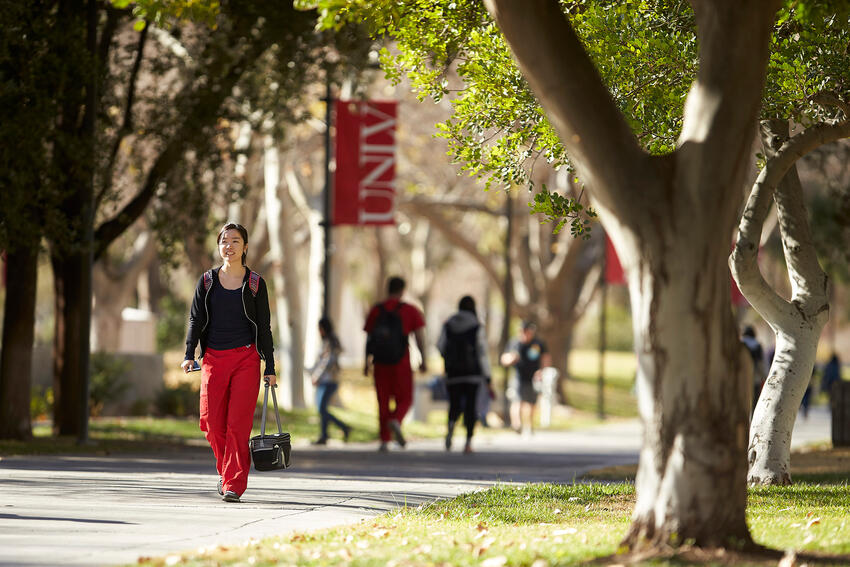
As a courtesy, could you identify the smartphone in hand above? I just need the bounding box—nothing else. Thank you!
[188,360,201,372]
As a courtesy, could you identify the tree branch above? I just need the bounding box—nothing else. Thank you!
[97,22,148,207]
[398,201,502,290]
[401,194,512,216]
[94,32,270,260]
[678,1,779,210]
[812,91,850,117]
[482,0,648,208]
[731,117,850,321]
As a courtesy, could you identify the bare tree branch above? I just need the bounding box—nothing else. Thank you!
[97,23,149,207]
[398,200,502,289]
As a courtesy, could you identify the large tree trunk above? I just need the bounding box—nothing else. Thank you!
[0,245,38,440]
[51,251,94,437]
[622,234,752,546]
[731,118,840,485]
[49,0,97,439]
[484,0,779,549]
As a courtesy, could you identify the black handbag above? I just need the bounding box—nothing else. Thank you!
[250,381,291,471]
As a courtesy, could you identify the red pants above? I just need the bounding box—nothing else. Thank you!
[374,362,413,442]
[200,345,261,496]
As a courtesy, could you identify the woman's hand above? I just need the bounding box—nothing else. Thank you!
[264,374,277,387]
[181,359,196,373]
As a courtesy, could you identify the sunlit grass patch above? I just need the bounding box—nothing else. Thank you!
[135,483,635,567]
[134,478,850,567]
[747,482,850,554]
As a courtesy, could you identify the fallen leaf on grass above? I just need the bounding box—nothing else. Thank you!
[477,522,489,531]
[474,537,497,557]
[806,516,821,529]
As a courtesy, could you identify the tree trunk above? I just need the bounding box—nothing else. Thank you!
[264,134,305,408]
[283,163,323,384]
[731,119,833,485]
[0,245,38,440]
[92,230,157,352]
[51,251,93,436]
[483,0,779,550]
[749,331,821,484]
[622,240,752,546]
[49,0,97,439]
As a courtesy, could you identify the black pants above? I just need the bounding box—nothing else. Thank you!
[447,382,480,440]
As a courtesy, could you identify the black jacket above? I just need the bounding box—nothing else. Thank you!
[184,266,275,375]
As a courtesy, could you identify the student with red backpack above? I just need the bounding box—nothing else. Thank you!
[363,277,427,452]
[182,223,276,503]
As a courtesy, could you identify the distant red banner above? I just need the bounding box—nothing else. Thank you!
[333,100,397,226]
[605,236,626,285]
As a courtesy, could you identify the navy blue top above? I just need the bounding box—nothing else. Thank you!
[206,283,255,350]
[510,337,548,384]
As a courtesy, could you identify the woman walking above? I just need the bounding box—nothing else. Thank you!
[182,223,276,503]
[437,295,492,454]
[309,317,351,444]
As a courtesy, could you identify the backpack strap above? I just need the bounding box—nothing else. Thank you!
[203,270,213,292]
[249,271,261,297]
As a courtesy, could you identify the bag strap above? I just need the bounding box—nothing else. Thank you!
[260,380,283,436]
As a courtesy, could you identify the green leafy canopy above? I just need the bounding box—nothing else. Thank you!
[305,1,849,233]
[109,0,220,30]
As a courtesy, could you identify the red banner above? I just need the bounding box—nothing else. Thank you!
[605,235,626,285]
[333,100,397,226]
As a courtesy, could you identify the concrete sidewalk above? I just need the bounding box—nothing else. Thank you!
[0,407,831,567]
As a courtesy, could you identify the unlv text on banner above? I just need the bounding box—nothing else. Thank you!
[333,100,397,226]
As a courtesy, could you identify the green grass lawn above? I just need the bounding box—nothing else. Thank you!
[133,480,850,567]
[565,349,637,418]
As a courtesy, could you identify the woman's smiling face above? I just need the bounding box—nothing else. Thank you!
[218,229,246,265]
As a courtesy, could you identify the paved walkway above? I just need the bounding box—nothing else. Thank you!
[0,407,831,567]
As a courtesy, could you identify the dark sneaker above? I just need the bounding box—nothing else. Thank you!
[223,490,240,503]
[378,442,389,453]
[217,477,223,496]
[445,433,452,452]
[311,438,328,445]
[388,420,406,448]
[342,425,351,443]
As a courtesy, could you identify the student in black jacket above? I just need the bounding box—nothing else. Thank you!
[182,222,275,503]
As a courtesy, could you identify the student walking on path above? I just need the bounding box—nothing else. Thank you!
[309,317,351,445]
[363,276,427,452]
[500,321,550,436]
[437,295,493,454]
[182,222,276,503]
